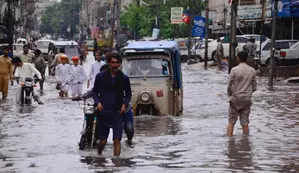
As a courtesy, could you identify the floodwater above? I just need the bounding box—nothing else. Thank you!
[0,54,298,173]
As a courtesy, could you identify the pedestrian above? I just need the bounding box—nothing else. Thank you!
[216,38,224,70]
[33,49,46,90]
[93,38,98,57]
[19,44,35,63]
[87,50,106,89]
[50,48,68,69]
[243,38,257,57]
[55,55,72,97]
[12,57,43,104]
[92,52,131,156]
[99,63,135,144]
[70,56,86,98]
[243,38,257,68]
[227,51,257,137]
[82,41,89,62]
[0,47,14,100]
[102,48,112,62]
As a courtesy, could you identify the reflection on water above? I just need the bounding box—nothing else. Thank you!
[134,115,181,137]
[227,136,254,171]
[80,156,136,169]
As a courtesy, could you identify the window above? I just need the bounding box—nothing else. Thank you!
[263,41,298,51]
[236,37,248,43]
[37,41,51,49]
[122,58,170,77]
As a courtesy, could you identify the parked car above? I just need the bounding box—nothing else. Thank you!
[199,35,269,61]
[275,41,299,66]
[36,39,55,61]
[256,40,298,66]
[16,38,28,45]
[176,38,213,62]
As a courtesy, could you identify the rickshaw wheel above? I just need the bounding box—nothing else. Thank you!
[79,135,86,150]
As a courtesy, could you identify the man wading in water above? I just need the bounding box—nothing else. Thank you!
[92,53,131,156]
[227,51,257,137]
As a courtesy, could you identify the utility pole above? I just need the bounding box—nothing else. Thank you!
[110,0,116,47]
[269,0,278,87]
[187,0,193,60]
[115,0,121,47]
[259,0,266,62]
[228,0,238,74]
[204,0,209,70]
[7,0,14,55]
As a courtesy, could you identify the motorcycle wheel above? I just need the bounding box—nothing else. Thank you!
[79,134,86,150]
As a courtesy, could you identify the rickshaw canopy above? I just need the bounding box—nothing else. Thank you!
[122,41,182,89]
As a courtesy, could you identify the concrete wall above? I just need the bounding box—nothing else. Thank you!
[258,66,299,77]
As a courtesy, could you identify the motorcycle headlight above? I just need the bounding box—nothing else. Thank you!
[25,82,31,87]
[140,92,150,102]
[84,106,95,114]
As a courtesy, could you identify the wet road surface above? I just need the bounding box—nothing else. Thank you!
[0,54,299,173]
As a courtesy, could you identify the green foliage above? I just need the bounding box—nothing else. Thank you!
[120,0,204,39]
[120,3,153,38]
[40,0,80,37]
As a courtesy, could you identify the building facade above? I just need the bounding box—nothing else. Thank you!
[0,0,21,43]
[79,0,133,39]
[209,0,299,40]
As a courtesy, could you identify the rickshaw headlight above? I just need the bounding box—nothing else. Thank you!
[140,92,150,102]
[84,106,95,114]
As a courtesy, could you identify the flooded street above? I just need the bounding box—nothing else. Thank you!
[0,54,299,173]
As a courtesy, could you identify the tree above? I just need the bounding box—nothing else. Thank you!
[120,0,204,39]
[120,3,153,39]
[40,0,80,38]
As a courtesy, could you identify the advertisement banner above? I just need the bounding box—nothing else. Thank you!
[171,7,183,24]
[192,16,206,38]
[277,0,299,17]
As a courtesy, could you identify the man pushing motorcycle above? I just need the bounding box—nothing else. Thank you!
[92,52,131,156]
[12,57,44,105]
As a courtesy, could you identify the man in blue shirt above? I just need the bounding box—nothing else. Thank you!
[92,52,131,156]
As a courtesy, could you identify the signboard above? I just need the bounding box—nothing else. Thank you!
[277,0,299,17]
[277,0,291,17]
[171,7,183,24]
[238,3,272,19]
[192,16,206,38]
[152,28,160,39]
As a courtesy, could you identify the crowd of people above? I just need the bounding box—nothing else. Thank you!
[0,44,134,156]
[0,41,258,157]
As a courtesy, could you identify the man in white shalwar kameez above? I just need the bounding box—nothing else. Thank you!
[87,51,106,89]
[55,55,72,97]
[12,57,44,105]
[70,56,86,98]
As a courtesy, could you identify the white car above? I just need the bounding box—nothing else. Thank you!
[256,40,298,66]
[36,39,55,60]
[16,38,28,45]
[276,41,299,65]
[199,35,269,61]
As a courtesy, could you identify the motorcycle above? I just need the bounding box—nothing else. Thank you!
[72,91,98,150]
[19,77,38,105]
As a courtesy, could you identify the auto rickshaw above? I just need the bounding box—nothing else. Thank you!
[121,41,183,116]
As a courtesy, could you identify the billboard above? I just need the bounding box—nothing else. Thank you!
[171,7,183,24]
[277,0,299,17]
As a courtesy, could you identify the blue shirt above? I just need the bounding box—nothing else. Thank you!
[92,70,131,111]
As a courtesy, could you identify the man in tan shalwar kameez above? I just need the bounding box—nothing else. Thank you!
[0,47,14,99]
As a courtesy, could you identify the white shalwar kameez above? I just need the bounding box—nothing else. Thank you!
[70,64,86,97]
[55,64,72,93]
[88,60,105,88]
